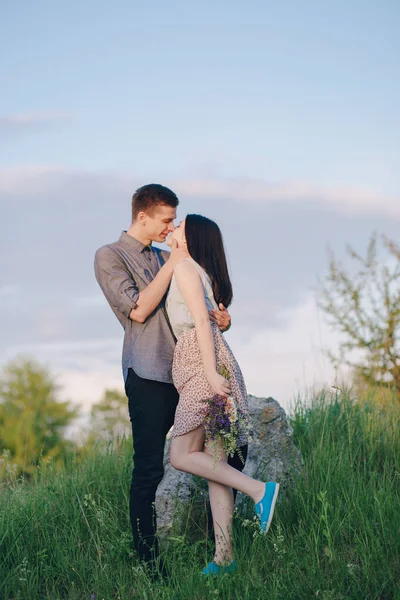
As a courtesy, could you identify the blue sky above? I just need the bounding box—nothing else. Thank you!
[2,1,398,189]
[1,1,399,431]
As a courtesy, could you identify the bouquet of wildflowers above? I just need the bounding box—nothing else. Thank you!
[201,365,252,469]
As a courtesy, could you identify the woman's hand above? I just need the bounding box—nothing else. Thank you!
[207,371,231,398]
[169,238,189,269]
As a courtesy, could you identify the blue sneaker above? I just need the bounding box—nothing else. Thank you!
[201,560,237,576]
[255,482,280,533]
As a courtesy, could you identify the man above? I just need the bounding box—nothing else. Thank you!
[94,184,247,575]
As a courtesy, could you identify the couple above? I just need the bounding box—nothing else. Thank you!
[94,184,279,578]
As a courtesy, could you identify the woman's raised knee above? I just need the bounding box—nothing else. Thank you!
[170,441,189,471]
[170,447,184,471]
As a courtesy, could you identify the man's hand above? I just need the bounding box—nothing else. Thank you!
[209,303,231,332]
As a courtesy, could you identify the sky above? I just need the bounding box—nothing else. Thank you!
[1,1,399,435]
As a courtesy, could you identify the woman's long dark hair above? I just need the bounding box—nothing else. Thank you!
[185,214,233,307]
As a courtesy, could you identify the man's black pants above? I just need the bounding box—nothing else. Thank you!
[125,368,247,563]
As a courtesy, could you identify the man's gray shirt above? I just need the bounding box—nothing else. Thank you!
[94,231,176,384]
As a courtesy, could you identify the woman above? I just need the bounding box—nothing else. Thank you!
[166,214,279,576]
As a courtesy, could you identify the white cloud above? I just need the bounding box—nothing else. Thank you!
[0,285,20,309]
[226,292,351,413]
[0,285,19,298]
[58,368,126,444]
[0,165,65,195]
[1,338,124,437]
[0,111,69,124]
[58,368,124,409]
[0,165,398,219]
[3,338,122,374]
[0,111,70,136]
[2,292,350,428]
[0,165,129,198]
[170,177,400,218]
[72,294,109,310]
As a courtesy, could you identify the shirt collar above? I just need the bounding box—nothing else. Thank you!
[119,231,152,253]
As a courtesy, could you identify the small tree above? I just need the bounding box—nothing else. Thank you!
[0,358,79,476]
[89,388,130,441]
[317,232,400,396]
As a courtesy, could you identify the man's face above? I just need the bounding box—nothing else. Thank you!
[141,204,177,243]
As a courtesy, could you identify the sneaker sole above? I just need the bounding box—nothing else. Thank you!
[262,482,280,534]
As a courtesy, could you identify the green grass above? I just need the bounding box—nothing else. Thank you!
[1,390,399,599]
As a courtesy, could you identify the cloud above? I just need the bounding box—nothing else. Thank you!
[170,177,400,219]
[0,285,19,298]
[58,369,125,409]
[0,165,398,219]
[0,111,69,125]
[1,164,397,437]
[0,285,20,309]
[0,165,66,195]
[72,294,108,310]
[0,165,128,198]
[1,291,350,428]
[3,338,122,371]
[0,111,70,137]
[226,291,351,410]
[1,337,126,436]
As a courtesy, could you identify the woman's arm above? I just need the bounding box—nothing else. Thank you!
[131,239,189,322]
[95,240,188,325]
[174,261,230,397]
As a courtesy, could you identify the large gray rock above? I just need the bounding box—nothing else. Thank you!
[155,395,302,538]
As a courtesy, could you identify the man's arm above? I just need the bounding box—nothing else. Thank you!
[94,241,187,325]
[94,246,141,326]
[209,304,232,332]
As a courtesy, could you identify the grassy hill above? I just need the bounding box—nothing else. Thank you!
[1,390,399,599]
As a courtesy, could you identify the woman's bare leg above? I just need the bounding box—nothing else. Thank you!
[170,426,265,504]
[204,443,234,565]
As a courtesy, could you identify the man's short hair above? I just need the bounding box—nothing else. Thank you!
[131,184,179,220]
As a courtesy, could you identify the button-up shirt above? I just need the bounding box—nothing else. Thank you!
[94,231,176,384]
